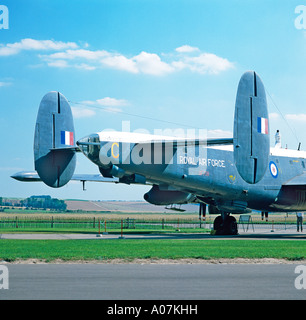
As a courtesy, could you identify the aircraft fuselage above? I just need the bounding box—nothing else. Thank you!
[77,131,306,213]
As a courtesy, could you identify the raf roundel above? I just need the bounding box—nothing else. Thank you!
[269,161,278,178]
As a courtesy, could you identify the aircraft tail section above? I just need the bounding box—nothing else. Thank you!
[34,92,76,188]
[233,71,269,184]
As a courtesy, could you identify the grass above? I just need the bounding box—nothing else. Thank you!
[0,210,305,262]
[1,239,306,262]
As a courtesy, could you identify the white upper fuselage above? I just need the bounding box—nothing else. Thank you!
[97,130,306,160]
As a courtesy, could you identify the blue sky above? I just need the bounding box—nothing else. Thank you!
[1,0,306,200]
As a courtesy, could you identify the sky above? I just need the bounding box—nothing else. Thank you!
[1,0,306,201]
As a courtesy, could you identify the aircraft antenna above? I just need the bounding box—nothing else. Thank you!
[69,100,204,130]
[266,89,300,147]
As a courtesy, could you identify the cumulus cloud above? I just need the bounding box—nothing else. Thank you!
[43,46,234,75]
[0,38,235,76]
[101,54,138,73]
[269,113,280,120]
[82,97,129,107]
[96,97,129,107]
[172,53,234,75]
[0,81,12,87]
[0,38,78,56]
[175,45,200,53]
[73,97,130,116]
[71,107,96,119]
[132,51,174,75]
[285,114,306,122]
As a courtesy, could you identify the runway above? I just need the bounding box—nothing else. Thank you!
[0,263,305,300]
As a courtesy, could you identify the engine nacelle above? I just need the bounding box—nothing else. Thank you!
[209,201,251,214]
[99,165,125,178]
[144,185,195,205]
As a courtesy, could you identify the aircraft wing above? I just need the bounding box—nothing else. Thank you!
[11,171,119,183]
[134,137,233,147]
[283,172,306,186]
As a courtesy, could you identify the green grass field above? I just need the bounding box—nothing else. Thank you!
[1,239,306,262]
[0,210,305,263]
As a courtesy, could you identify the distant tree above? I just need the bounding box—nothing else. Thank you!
[25,195,66,211]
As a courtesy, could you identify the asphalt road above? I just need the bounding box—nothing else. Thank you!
[0,263,306,300]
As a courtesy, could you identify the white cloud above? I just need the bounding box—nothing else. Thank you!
[76,97,130,115]
[175,45,199,53]
[100,51,174,75]
[101,54,138,73]
[71,107,96,119]
[95,97,129,107]
[75,63,97,71]
[173,53,234,75]
[0,38,78,56]
[41,44,234,75]
[0,38,234,76]
[132,51,174,76]
[47,60,69,68]
[0,81,12,87]
[285,114,306,122]
[44,49,108,60]
[269,112,280,120]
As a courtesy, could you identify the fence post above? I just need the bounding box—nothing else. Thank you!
[103,220,108,235]
[119,219,125,239]
[51,216,54,228]
[96,220,102,237]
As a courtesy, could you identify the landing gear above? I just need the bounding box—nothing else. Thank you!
[213,213,238,235]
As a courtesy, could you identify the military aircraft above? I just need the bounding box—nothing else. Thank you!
[12,71,306,235]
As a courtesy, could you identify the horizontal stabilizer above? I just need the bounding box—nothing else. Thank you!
[11,171,119,183]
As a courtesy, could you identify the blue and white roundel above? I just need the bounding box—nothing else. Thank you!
[269,161,278,178]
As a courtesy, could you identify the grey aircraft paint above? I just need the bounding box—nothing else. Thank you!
[12,71,306,234]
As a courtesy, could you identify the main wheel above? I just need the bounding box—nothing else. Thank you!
[224,216,238,235]
[213,216,223,234]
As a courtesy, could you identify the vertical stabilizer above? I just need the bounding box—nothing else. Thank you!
[34,92,76,188]
[233,71,269,184]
